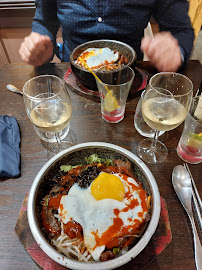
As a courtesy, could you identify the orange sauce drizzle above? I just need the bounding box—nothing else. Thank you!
[92,174,148,249]
[48,194,63,210]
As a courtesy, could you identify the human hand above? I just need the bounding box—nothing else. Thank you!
[19,32,53,66]
[141,32,182,72]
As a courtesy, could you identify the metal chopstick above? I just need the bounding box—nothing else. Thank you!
[184,163,202,228]
[184,163,202,208]
[195,81,202,97]
[192,189,202,230]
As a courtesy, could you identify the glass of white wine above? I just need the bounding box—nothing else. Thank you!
[137,72,193,164]
[23,75,73,155]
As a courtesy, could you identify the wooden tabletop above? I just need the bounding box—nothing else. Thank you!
[0,61,201,270]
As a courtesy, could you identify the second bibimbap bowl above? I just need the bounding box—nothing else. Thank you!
[70,39,136,90]
[27,142,160,269]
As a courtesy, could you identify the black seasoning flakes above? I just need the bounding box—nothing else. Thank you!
[76,166,100,188]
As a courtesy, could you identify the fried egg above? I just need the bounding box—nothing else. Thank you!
[76,47,119,70]
[58,172,148,261]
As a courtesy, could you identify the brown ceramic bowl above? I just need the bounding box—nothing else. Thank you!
[27,142,160,270]
[70,40,137,90]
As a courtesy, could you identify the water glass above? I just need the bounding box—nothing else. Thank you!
[177,95,202,164]
[96,66,135,123]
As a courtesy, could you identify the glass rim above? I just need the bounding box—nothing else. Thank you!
[95,65,135,87]
[148,72,193,97]
[23,74,65,101]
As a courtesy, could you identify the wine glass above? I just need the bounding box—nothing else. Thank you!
[23,75,73,155]
[137,72,193,164]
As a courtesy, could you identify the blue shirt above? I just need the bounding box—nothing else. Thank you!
[32,0,194,63]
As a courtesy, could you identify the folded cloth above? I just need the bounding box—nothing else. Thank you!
[0,115,21,178]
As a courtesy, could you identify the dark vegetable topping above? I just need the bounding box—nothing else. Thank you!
[76,165,100,188]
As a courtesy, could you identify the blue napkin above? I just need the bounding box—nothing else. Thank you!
[0,115,21,178]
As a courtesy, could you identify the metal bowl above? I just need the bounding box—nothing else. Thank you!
[27,142,160,270]
[70,40,137,90]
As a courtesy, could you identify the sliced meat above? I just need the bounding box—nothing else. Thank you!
[100,251,116,262]
[63,220,83,239]
[117,53,129,65]
[113,159,134,178]
[106,236,127,249]
[68,166,84,176]
[41,207,61,237]
[48,194,63,210]
[101,165,118,174]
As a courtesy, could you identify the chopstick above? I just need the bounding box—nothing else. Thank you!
[184,163,202,228]
[195,81,202,97]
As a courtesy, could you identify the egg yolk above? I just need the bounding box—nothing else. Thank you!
[91,172,125,201]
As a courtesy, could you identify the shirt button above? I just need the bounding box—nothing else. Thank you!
[98,17,102,22]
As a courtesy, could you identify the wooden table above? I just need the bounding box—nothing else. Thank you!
[0,61,201,270]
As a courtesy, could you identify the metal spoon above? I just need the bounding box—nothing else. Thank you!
[172,165,202,270]
[6,84,23,95]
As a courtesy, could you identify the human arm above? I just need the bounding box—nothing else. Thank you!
[19,32,53,66]
[141,0,194,72]
[141,32,182,72]
[19,0,60,66]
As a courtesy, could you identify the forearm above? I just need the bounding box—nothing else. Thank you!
[173,30,194,67]
[32,0,60,55]
[153,0,194,66]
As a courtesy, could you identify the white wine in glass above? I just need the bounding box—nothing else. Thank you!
[23,75,73,155]
[30,100,71,133]
[137,72,193,164]
[142,94,187,131]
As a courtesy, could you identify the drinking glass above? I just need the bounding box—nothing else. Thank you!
[134,90,165,138]
[137,72,193,164]
[177,95,202,164]
[95,65,135,123]
[23,75,73,154]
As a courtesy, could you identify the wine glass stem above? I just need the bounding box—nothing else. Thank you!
[55,132,61,151]
[150,130,160,152]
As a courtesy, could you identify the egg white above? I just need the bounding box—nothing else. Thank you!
[58,173,147,261]
[76,47,119,69]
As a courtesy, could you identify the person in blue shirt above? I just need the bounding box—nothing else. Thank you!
[19,0,194,72]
